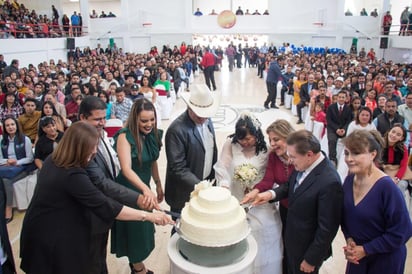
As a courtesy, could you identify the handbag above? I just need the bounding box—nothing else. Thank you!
[382,164,412,180]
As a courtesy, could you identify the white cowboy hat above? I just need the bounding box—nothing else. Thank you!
[181,84,220,118]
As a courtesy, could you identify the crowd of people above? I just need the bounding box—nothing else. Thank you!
[0,1,86,38]
[90,9,116,19]
[193,6,269,16]
[345,8,379,17]
[0,1,116,39]
[0,37,412,274]
[381,7,412,36]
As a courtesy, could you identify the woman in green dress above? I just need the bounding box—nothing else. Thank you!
[111,98,163,274]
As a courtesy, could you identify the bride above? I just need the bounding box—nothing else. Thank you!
[214,112,283,274]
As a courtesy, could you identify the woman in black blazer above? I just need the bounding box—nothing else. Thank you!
[20,122,173,274]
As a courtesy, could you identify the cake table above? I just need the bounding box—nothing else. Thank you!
[168,233,257,274]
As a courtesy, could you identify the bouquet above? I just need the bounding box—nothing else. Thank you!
[234,163,258,191]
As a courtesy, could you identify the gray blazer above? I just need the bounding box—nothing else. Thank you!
[165,110,218,210]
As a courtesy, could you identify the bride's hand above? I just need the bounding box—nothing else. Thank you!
[240,189,259,204]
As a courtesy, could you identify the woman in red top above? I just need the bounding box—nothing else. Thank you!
[242,119,295,229]
[381,124,410,207]
[367,48,376,62]
[383,11,392,35]
[242,119,295,274]
[180,42,187,56]
[364,87,378,112]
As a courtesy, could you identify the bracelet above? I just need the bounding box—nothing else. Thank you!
[141,213,147,222]
[154,179,161,184]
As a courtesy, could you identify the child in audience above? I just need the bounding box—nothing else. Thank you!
[311,102,327,137]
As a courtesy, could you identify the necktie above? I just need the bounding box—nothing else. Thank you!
[339,105,343,114]
[293,171,304,192]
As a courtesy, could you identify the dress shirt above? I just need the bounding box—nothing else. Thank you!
[0,236,6,266]
[397,104,412,126]
[111,97,133,123]
[198,121,214,179]
[270,153,325,199]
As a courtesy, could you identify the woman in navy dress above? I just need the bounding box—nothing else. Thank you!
[341,129,412,274]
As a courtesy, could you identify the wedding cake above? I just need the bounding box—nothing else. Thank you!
[179,181,250,247]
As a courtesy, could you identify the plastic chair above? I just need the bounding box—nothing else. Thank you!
[155,84,173,120]
[105,118,123,138]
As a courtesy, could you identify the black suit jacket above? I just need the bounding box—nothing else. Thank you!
[165,110,218,210]
[299,82,318,104]
[326,103,353,135]
[20,158,122,274]
[86,149,138,208]
[0,181,16,273]
[273,156,343,271]
[85,140,140,234]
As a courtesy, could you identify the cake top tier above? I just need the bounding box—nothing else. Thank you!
[199,186,230,202]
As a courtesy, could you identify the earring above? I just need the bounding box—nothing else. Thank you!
[368,162,373,176]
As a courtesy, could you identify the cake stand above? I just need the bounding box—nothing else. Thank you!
[168,234,257,274]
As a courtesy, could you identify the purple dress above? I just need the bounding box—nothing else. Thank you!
[341,174,412,274]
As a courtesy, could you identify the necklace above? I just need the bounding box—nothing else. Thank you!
[278,154,291,178]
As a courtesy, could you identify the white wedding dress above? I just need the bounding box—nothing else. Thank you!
[142,91,162,127]
[214,139,283,274]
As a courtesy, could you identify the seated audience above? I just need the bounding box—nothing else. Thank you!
[41,101,68,132]
[0,92,23,121]
[110,87,133,123]
[98,92,113,120]
[0,117,35,223]
[18,98,41,143]
[34,116,64,169]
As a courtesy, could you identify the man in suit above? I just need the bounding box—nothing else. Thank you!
[297,74,317,124]
[79,96,155,274]
[165,85,219,229]
[326,90,353,165]
[0,180,16,274]
[264,56,284,109]
[249,130,343,274]
[353,73,366,98]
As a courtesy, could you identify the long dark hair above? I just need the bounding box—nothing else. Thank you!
[1,117,25,147]
[384,123,407,153]
[38,116,58,138]
[41,101,65,125]
[126,98,160,165]
[230,113,267,155]
[1,92,18,108]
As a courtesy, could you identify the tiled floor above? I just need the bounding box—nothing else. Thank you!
[7,65,412,273]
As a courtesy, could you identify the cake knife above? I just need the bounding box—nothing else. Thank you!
[242,204,253,213]
[162,209,181,219]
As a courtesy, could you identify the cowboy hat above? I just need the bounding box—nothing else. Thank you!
[181,84,220,118]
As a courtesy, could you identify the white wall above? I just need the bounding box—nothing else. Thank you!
[1,36,90,68]
[4,0,411,65]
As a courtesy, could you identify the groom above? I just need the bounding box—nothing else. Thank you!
[249,130,343,273]
[165,85,219,228]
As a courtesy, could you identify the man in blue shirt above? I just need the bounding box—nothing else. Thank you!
[264,56,284,109]
[194,8,203,16]
[70,11,80,37]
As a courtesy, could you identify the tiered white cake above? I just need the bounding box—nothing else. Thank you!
[179,181,250,247]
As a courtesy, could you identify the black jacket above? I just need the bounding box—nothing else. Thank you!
[165,110,217,210]
[0,181,16,273]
